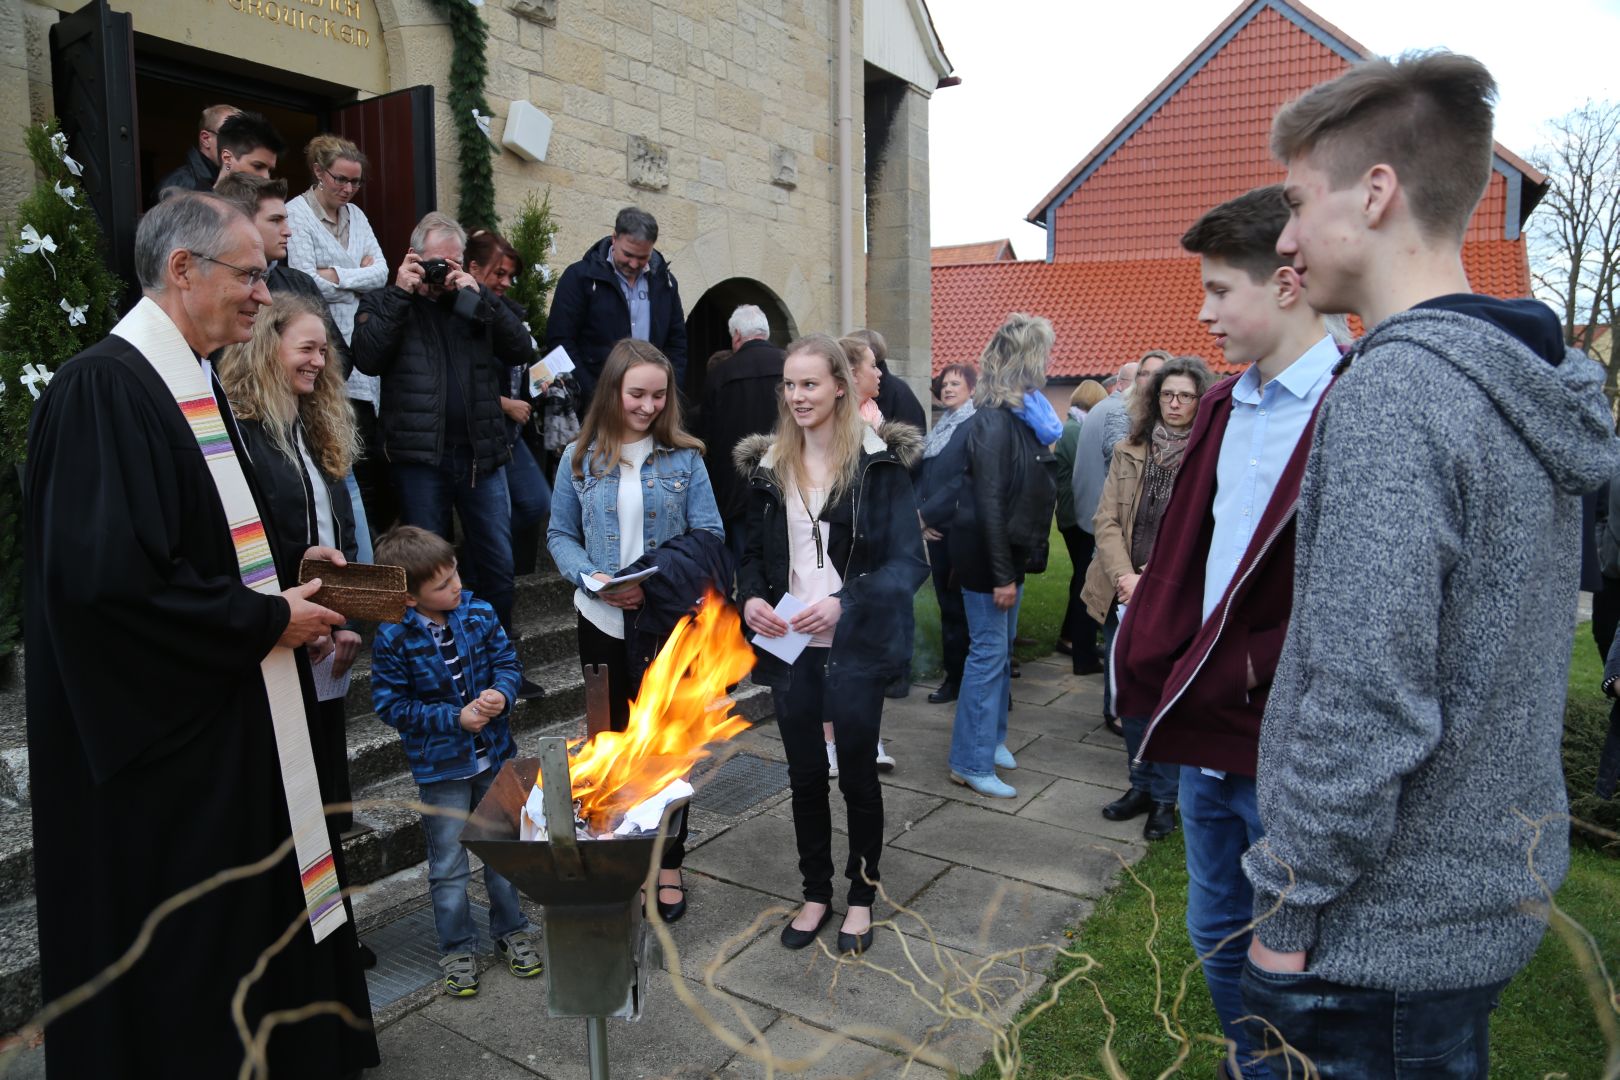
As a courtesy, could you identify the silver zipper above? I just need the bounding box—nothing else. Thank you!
[1132,505,1296,766]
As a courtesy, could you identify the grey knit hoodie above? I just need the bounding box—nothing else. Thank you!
[1242,304,1620,991]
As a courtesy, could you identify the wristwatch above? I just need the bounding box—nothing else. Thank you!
[1603,674,1620,698]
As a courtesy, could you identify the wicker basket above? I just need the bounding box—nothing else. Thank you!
[297,560,409,623]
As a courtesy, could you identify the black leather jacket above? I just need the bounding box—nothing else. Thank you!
[235,418,360,583]
[733,422,929,689]
[949,405,1057,592]
[351,284,531,475]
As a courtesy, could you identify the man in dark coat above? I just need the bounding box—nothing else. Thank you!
[698,303,786,559]
[23,192,377,1078]
[151,103,237,203]
[352,211,533,635]
[545,205,688,403]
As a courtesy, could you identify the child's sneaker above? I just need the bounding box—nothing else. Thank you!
[496,930,543,978]
[439,952,479,997]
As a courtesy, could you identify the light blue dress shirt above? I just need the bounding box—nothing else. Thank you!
[615,268,651,343]
[1201,334,1338,623]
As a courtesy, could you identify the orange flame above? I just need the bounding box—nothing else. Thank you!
[558,589,756,832]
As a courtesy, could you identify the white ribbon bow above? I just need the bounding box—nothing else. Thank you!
[54,180,79,208]
[20,362,54,400]
[59,298,87,326]
[19,224,57,279]
[471,108,493,137]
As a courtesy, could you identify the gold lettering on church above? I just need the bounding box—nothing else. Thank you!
[225,0,373,49]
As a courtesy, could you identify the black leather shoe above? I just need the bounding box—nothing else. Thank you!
[927,680,959,704]
[517,677,546,701]
[884,674,910,699]
[655,875,687,923]
[1144,802,1179,840]
[836,927,875,955]
[1054,638,1074,656]
[1072,655,1102,676]
[1010,659,1022,678]
[1101,788,1154,821]
[356,942,378,970]
[780,905,834,949]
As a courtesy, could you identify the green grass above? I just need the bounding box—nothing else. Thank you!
[951,599,1620,1076]
[1566,623,1619,837]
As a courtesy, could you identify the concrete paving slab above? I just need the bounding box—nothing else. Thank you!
[419,966,776,1080]
[898,866,1093,962]
[879,759,1060,816]
[716,1014,952,1079]
[1003,695,1108,742]
[682,811,955,911]
[1009,679,1069,707]
[890,801,1140,898]
[1007,733,1134,789]
[764,785,949,845]
[375,1012,542,1078]
[653,873,783,978]
[711,926,1046,1076]
[1019,777,1155,846]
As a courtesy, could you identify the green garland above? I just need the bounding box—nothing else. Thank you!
[424,0,497,231]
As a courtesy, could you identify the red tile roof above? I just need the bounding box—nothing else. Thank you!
[931,239,1019,266]
[931,242,1532,380]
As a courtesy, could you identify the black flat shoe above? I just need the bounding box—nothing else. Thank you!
[1104,714,1125,737]
[1072,656,1102,676]
[1054,639,1074,656]
[927,680,959,704]
[1101,788,1153,821]
[836,927,875,955]
[1144,802,1179,841]
[780,905,834,949]
[655,875,687,923]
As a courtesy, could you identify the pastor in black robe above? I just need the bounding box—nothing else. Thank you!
[23,332,379,1078]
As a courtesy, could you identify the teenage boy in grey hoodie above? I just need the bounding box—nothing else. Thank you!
[1240,52,1620,1077]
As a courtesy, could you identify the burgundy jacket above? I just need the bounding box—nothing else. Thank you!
[1113,372,1333,777]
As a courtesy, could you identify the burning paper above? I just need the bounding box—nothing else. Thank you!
[526,590,755,836]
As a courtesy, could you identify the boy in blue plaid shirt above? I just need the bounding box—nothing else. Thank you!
[371,525,540,996]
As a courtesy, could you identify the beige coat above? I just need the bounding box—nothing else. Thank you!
[1081,438,1147,624]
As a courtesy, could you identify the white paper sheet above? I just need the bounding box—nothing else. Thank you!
[580,565,661,594]
[528,345,576,397]
[519,782,549,842]
[752,593,812,665]
[613,778,695,836]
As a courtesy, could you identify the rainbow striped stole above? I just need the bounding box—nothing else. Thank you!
[111,298,345,942]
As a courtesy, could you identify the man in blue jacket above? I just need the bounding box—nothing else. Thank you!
[546,206,689,404]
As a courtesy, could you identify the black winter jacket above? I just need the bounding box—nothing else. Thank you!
[622,529,737,687]
[234,418,360,584]
[733,422,929,689]
[351,284,530,475]
[699,337,786,523]
[876,361,927,433]
[949,405,1056,592]
[152,147,217,204]
[545,236,688,401]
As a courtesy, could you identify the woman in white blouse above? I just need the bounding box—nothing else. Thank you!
[286,133,390,545]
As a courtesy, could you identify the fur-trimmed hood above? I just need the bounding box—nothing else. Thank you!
[732,419,923,479]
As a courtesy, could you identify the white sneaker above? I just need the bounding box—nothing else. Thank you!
[875,739,896,773]
[825,740,839,777]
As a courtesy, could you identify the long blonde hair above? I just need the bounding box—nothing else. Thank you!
[570,339,703,479]
[217,294,359,478]
[973,313,1053,409]
[773,334,866,502]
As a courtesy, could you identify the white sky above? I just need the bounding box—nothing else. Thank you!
[925,0,1620,256]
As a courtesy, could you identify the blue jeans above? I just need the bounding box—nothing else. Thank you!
[343,470,374,563]
[418,768,527,956]
[1241,967,1507,1078]
[1121,716,1178,802]
[506,438,551,530]
[393,446,515,634]
[950,586,1021,777]
[1180,767,1268,1079]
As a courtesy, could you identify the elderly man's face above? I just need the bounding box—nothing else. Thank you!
[182,217,271,352]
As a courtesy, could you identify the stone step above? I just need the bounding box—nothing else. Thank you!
[0,897,40,1034]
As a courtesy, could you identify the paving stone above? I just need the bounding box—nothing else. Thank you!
[375,1012,543,1078]
[682,812,953,911]
[716,1014,952,1079]
[1018,776,1159,846]
[650,873,784,980]
[890,801,1139,897]
[1007,733,1135,789]
[899,866,1093,962]
[420,965,775,1080]
[878,759,1059,816]
[711,927,1046,1076]
[1001,691,1104,741]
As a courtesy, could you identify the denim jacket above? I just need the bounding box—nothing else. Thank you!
[547,440,724,584]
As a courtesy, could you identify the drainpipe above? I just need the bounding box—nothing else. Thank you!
[836,0,854,332]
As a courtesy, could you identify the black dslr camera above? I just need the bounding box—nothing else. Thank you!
[418,258,452,286]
